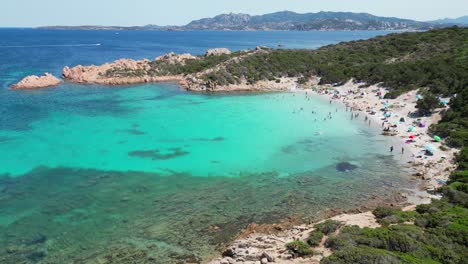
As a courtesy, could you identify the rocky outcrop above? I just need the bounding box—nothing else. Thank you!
[62,58,151,83]
[206,48,231,56]
[155,52,197,64]
[11,73,61,89]
[62,58,187,86]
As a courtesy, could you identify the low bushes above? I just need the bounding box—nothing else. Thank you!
[285,241,313,257]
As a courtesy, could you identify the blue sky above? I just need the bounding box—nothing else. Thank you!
[2,0,467,27]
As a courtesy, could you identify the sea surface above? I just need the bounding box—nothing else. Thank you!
[0,29,414,263]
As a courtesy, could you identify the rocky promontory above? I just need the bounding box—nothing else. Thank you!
[11,47,306,92]
[11,73,61,90]
[61,58,186,86]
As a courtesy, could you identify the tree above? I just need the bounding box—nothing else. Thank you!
[416,92,442,116]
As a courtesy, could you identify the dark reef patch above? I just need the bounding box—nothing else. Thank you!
[0,160,411,263]
[192,137,225,142]
[116,129,146,135]
[336,162,359,172]
[128,148,190,160]
[0,103,47,131]
[24,234,47,246]
[0,136,14,143]
[281,145,298,154]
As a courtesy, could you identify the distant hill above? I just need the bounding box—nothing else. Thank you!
[38,11,439,31]
[184,11,433,31]
[430,15,468,25]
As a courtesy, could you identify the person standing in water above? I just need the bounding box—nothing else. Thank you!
[402,147,405,154]
[390,146,394,152]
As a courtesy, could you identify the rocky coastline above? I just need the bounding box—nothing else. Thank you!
[11,47,297,92]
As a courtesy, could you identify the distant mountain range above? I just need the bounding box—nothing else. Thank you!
[38,11,467,31]
[430,16,468,25]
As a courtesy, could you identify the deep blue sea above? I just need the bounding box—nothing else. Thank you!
[0,29,414,263]
[0,29,393,88]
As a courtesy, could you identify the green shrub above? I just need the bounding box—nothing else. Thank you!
[415,92,443,115]
[314,220,343,235]
[373,207,418,225]
[373,207,398,219]
[285,240,313,257]
[307,230,325,246]
[321,246,404,264]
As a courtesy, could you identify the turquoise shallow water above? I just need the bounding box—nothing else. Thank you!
[1,84,390,177]
[0,83,415,263]
[0,29,416,263]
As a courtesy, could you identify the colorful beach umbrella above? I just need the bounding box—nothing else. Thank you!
[408,126,415,132]
[434,135,442,142]
[409,135,416,139]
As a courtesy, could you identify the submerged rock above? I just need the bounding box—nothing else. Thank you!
[24,233,47,245]
[11,73,61,89]
[336,162,358,172]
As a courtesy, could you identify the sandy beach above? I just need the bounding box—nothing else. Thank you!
[325,81,457,190]
[209,80,458,264]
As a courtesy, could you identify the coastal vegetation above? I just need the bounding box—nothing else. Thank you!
[287,147,468,264]
[285,241,314,257]
[306,220,342,246]
[207,27,467,97]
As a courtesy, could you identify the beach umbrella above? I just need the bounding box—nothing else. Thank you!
[416,95,423,99]
[409,135,416,139]
[434,135,442,142]
[408,126,415,132]
[424,144,436,153]
[441,100,449,106]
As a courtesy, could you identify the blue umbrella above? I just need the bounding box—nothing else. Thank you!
[424,144,436,153]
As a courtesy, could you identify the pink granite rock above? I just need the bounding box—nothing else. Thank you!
[11,73,61,89]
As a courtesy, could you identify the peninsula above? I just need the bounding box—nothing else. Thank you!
[14,27,467,97]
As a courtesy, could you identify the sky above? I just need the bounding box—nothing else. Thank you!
[1,0,467,27]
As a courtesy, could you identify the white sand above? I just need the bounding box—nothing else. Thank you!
[313,80,457,191]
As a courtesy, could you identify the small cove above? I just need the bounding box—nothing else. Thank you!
[0,29,416,263]
[0,83,417,263]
